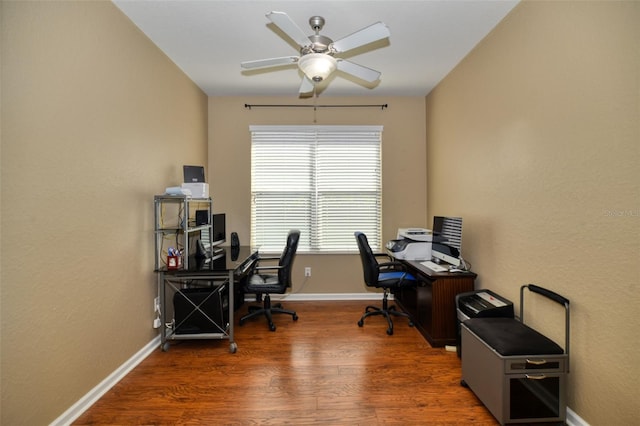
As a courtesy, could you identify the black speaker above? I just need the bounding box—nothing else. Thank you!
[195,210,208,226]
[230,232,240,260]
[173,287,228,334]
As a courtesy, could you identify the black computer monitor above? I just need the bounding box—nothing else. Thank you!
[211,213,226,247]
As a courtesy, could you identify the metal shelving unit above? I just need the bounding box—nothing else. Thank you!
[154,195,212,270]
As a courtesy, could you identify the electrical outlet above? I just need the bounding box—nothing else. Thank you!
[153,317,161,329]
[304,267,311,277]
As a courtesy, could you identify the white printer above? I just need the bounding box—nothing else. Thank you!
[386,228,433,260]
[181,182,209,198]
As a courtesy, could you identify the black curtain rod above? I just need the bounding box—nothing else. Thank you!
[244,103,388,110]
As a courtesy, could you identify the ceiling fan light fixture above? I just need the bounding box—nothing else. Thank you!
[298,53,337,82]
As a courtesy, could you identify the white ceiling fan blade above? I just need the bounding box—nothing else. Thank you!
[337,59,381,83]
[241,56,298,70]
[299,75,314,94]
[331,22,390,53]
[266,11,311,48]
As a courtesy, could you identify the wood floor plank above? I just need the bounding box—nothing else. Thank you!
[74,301,497,425]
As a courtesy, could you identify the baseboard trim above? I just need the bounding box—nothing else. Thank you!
[247,292,387,302]
[50,335,160,426]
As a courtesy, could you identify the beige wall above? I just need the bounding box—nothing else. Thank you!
[3,1,637,425]
[209,97,427,294]
[426,1,639,425]
[1,1,208,424]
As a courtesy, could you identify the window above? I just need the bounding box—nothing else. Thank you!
[250,125,382,253]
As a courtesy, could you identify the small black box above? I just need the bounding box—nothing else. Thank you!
[173,286,228,334]
[195,210,209,226]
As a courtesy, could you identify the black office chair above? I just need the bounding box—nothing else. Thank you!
[239,230,300,331]
[355,231,416,335]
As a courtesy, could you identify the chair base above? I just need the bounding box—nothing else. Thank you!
[357,291,413,335]
[239,294,298,331]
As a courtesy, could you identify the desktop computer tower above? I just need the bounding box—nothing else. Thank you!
[173,286,229,334]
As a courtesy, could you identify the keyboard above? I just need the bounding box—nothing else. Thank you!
[420,260,448,272]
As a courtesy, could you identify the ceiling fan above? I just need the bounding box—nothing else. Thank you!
[241,11,390,95]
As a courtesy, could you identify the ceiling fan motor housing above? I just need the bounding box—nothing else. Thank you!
[301,16,334,54]
[303,34,333,54]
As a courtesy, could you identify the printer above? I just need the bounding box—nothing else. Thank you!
[181,182,209,198]
[386,228,433,260]
[456,290,514,322]
[455,289,514,357]
[181,165,209,198]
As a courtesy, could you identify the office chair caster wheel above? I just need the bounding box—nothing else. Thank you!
[357,319,364,327]
[387,328,394,336]
[460,379,468,388]
[162,342,170,352]
[229,342,238,354]
[408,320,414,327]
[269,323,276,332]
[293,314,299,321]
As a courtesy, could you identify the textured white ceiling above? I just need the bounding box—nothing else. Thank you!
[113,0,519,97]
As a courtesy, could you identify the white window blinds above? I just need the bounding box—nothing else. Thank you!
[250,125,382,252]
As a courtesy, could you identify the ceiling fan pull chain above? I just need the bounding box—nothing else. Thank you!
[313,90,318,123]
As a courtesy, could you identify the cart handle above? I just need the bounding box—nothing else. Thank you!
[520,284,571,373]
[526,283,570,307]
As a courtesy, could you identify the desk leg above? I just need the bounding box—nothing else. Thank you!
[228,270,237,353]
[160,272,169,352]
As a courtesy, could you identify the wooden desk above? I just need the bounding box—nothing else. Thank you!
[394,261,476,347]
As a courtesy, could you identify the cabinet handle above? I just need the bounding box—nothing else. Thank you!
[525,374,547,380]
[526,358,547,365]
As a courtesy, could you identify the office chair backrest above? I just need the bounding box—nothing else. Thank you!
[355,232,379,287]
[278,230,300,287]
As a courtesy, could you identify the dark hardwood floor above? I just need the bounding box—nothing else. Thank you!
[74,301,497,425]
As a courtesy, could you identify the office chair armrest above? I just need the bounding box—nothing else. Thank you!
[378,260,407,272]
[373,252,396,263]
[373,252,391,258]
[256,255,280,262]
[252,255,280,269]
[254,265,284,272]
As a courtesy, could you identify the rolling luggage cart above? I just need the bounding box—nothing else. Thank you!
[461,284,570,425]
